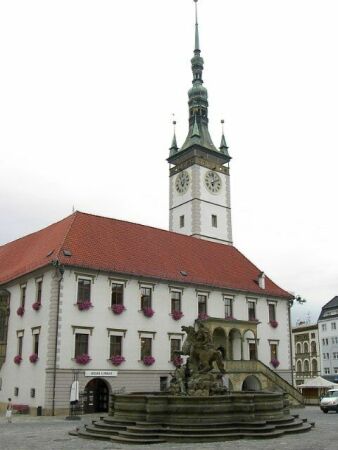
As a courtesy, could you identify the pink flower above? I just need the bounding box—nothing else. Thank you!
[198,312,209,320]
[17,306,24,317]
[172,356,183,367]
[32,302,41,311]
[110,355,125,366]
[225,315,234,320]
[143,355,155,366]
[269,320,278,328]
[270,358,280,368]
[29,353,39,363]
[171,310,183,321]
[111,304,126,315]
[14,355,22,364]
[143,307,154,318]
[77,301,93,311]
[75,354,91,365]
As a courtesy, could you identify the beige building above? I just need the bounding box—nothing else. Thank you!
[292,324,320,386]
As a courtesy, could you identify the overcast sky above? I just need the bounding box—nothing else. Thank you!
[1,0,337,324]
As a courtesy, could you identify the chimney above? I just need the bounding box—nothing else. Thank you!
[258,272,265,290]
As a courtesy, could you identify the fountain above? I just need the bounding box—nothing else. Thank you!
[73,322,313,444]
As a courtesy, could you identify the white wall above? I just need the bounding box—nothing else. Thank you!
[0,270,53,408]
[0,267,291,409]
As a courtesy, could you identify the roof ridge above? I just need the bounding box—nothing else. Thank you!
[70,210,237,250]
[55,211,79,260]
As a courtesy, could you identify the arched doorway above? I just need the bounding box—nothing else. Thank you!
[229,329,241,360]
[212,327,227,359]
[243,329,256,360]
[83,378,110,413]
[242,375,262,391]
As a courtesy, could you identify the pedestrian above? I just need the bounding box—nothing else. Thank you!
[5,398,13,423]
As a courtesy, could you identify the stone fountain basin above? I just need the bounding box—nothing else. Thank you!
[110,391,289,424]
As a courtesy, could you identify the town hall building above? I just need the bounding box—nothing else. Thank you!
[0,1,302,415]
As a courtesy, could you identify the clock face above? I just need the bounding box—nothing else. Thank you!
[205,171,222,193]
[175,171,190,194]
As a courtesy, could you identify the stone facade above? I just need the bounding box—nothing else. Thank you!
[292,324,320,386]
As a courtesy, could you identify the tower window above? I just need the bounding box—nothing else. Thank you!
[211,215,217,228]
[180,215,185,228]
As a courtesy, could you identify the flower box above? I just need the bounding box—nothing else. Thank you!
[75,354,91,365]
[32,302,41,311]
[143,355,155,366]
[171,310,183,321]
[270,358,280,368]
[172,356,183,367]
[29,353,39,363]
[14,355,22,365]
[17,306,24,317]
[143,307,154,318]
[198,312,209,320]
[77,301,93,311]
[225,315,234,320]
[110,355,125,366]
[269,320,278,328]
[111,304,126,315]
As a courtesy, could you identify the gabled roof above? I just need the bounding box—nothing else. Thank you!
[318,296,338,321]
[0,211,292,299]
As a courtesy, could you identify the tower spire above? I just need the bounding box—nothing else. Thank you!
[168,0,231,164]
[219,119,230,157]
[169,116,178,156]
[194,0,200,53]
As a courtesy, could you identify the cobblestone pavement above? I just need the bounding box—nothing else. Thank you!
[0,407,337,450]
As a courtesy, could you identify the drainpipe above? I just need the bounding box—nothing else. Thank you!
[51,261,64,416]
[288,299,294,386]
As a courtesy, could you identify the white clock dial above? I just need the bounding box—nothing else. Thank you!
[175,171,190,194]
[205,171,222,193]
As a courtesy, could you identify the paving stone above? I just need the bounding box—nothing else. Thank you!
[0,407,336,450]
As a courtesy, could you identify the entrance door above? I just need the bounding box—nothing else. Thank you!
[83,378,109,413]
[249,342,256,360]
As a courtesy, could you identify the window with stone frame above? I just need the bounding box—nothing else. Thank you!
[140,287,152,310]
[17,335,23,356]
[198,294,207,315]
[170,338,181,361]
[179,215,185,228]
[110,335,122,357]
[111,283,124,307]
[268,303,276,322]
[270,343,278,361]
[140,337,152,359]
[224,297,233,318]
[171,291,181,313]
[20,285,26,308]
[248,301,256,321]
[77,279,91,304]
[75,333,89,357]
[33,333,39,356]
[36,279,43,303]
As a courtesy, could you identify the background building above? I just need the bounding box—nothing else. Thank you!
[318,296,338,381]
[292,324,320,386]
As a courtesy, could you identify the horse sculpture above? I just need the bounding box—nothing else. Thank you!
[180,324,225,374]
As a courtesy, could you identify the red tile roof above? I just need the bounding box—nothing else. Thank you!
[0,211,292,299]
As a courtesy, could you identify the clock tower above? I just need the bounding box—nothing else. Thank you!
[168,0,233,245]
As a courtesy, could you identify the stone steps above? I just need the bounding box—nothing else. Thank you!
[74,413,314,444]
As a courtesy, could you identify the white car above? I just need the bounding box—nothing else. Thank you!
[320,389,338,413]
